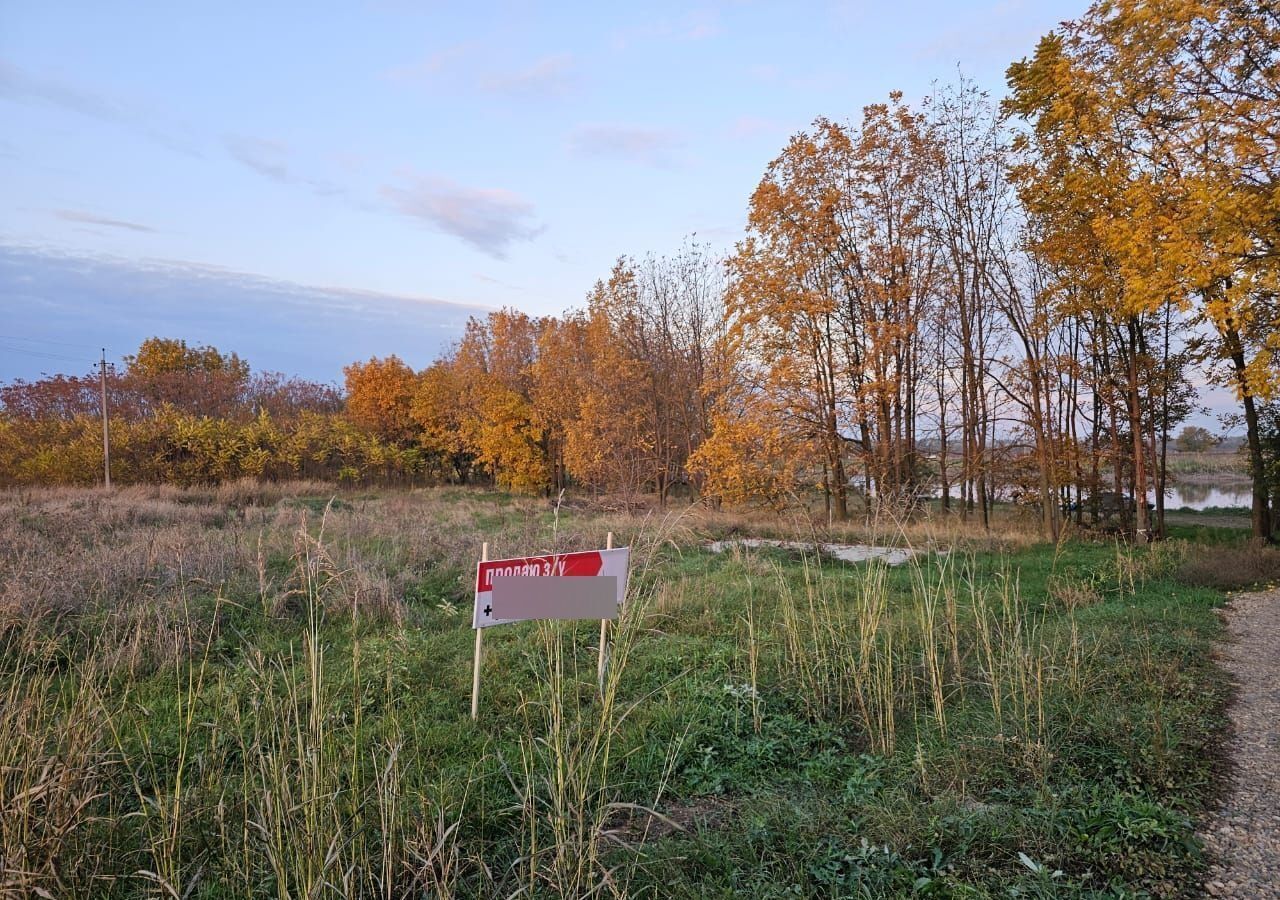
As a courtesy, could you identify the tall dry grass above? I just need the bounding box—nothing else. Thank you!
[761,548,1085,758]
[1,482,1157,897]
[0,484,694,897]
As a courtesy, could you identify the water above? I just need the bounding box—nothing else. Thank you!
[1166,481,1251,511]
[917,481,1249,511]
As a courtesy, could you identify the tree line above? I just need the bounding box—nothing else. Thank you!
[2,0,1277,540]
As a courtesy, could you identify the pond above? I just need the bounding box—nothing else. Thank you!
[1166,481,1252,510]
[919,481,1252,511]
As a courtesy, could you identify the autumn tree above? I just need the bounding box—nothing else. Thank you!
[343,355,420,444]
[246,372,343,419]
[558,245,726,503]
[411,360,474,483]
[1007,0,1280,539]
[0,371,116,421]
[557,286,652,500]
[688,395,813,510]
[1006,45,1163,539]
[1174,426,1218,453]
[925,77,1009,528]
[716,97,937,519]
[450,310,553,493]
[124,337,250,418]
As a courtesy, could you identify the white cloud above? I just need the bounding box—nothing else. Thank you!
[52,209,157,233]
[568,124,684,167]
[0,58,199,154]
[610,9,722,49]
[223,134,345,197]
[381,174,544,258]
[480,54,576,99]
[386,46,576,101]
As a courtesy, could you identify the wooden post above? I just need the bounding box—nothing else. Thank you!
[597,532,613,692]
[471,541,488,720]
[99,349,111,489]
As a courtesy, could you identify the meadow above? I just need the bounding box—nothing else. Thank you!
[0,484,1249,898]
[1163,450,1250,483]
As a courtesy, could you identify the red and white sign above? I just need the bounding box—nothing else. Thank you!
[473,547,630,629]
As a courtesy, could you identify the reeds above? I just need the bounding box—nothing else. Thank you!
[507,509,689,898]
[769,547,1086,758]
[0,626,114,897]
[774,551,899,752]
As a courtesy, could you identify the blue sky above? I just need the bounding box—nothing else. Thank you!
[1,0,1085,384]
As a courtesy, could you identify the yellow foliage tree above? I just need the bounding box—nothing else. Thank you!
[451,310,553,493]
[343,355,419,445]
[1006,0,1280,538]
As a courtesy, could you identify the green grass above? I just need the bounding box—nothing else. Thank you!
[0,490,1236,898]
[1165,522,1249,544]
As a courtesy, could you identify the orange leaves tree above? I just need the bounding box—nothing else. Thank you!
[124,337,250,418]
[342,355,420,445]
[688,356,813,510]
[398,247,726,501]
[558,250,725,503]
[0,337,406,487]
[713,97,936,519]
[1006,0,1280,538]
[448,310,554,493]
[411,361,473,483]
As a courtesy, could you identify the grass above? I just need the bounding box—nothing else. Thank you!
[1164,450,1249,480]
[0,483,1242,897]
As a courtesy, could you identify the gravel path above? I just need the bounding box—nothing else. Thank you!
[1200,589,1280,898]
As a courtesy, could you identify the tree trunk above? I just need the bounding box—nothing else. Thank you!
[1227,344,1274,542]
[1124,319,1151,541]
[1242,390,1271,541]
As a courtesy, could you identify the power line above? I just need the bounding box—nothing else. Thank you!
[0,342,93,365]
[0,333,100,350]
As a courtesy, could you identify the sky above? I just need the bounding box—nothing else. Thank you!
[3,0,1089,387]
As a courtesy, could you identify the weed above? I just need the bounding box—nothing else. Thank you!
[0,484,1230,898]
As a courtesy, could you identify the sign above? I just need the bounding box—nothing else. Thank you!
[472,547,630,628]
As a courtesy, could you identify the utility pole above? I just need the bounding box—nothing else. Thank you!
[99,348,112,489]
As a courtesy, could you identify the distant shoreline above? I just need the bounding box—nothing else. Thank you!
[1172,472,1252,486]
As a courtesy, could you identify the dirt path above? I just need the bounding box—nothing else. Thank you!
[1201,589,1280,898]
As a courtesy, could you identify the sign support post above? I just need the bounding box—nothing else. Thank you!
[597,532,613,693]
[471,540,628,718]
[471,541,488,721]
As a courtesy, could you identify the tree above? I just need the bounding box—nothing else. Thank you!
[343,355,420,445]
[124,337,250,418]
[451,310,553,493]
[1006,0,1279,539]
[688,389,811,509]
[246,372,343,419]
[925,77,1012,530]
[411,361,473,483]
[563,246,726,502]
[0,372,113,421]
[721,97,937,519]
[1174,426,1219,453]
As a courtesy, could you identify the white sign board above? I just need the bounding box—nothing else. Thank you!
[472,547,630,629]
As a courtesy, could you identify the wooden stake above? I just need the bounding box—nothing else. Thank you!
[597,532,613,692]
[471,541,488,721]
[99,349,112,489]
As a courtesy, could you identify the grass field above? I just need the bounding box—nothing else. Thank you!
[1164,450,1250,482]
[0,484,1245,898]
